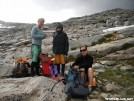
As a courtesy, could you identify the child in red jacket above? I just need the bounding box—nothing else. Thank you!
[39,52,51,76]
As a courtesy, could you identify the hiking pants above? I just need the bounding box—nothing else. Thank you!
[31,44,41,62]
[31,44,41,76]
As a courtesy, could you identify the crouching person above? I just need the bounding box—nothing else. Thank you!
[72,45,94,93]
[39,52,51,77]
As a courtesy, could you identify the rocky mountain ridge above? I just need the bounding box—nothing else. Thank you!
[0,8,134,101]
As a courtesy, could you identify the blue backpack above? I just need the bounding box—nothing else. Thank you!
[65,66,73,82]
[64,66,89,99]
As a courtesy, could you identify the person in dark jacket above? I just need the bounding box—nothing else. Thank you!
[72,45,94,93]
[52,23,69,76]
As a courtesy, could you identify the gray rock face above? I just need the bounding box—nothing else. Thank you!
[68,37,134,58]
[120,65,134,71]
[99,61,116,66]
[15,40,31,46]
[105,83,115,92]
[124,21,130,26]
[0,64,13,77]
[0,77,67,101]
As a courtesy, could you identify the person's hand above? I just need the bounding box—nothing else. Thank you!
[74,65,79,69]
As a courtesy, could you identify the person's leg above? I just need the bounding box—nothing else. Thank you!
[36,55,41,76]
[61,64,65,76]
[37,46,42,76]
[31,62,36,76]
[31,45,40,76]
[55,54,60,74]
[31,45,36,76]
[87,67,94,93]
[79,68,85,81]
[57,64,60,74]
[88,68,94,85]
[60,54,65,76]
[35,62,40,76]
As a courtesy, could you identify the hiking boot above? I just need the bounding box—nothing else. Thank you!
[58,74,64,77]
[88,85,92,93]
[61,73,65,77]
[34,75,39,77]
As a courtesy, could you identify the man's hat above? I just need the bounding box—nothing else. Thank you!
[56,23,63,31]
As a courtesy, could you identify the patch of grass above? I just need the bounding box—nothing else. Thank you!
[67,55,75,62]
[125,58,134,66]
[109,48,119,54]
[98,37,106,43]
[126,89,134,95]
[91,37,106,46]
[104,34,113,38]
[122,43,134,50]
[71,47,77,50]
[116,58,134,66]
[96,68,134,87]
[91,42,97,46]
[91,33,116,46]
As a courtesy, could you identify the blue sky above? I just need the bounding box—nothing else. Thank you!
[0,0,134,24]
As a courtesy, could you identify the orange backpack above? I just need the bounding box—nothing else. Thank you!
[12,57,30,78]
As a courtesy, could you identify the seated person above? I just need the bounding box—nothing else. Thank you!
[72,45,94,93]
[39,52,51,76]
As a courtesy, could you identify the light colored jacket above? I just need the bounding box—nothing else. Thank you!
[31,26,46,45]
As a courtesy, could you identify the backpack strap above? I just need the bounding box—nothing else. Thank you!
[18,62,22,73]
[73,70,86,87]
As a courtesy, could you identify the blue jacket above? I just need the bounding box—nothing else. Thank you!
[31,26,46,45]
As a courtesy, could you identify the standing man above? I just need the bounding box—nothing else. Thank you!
[31,18,47,77]
[52,23,69,76]
[72,45,94,93]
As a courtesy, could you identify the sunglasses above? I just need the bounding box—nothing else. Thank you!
[80,49,87,52]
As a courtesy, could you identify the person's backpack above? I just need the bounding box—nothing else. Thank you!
[42,54,48,62]
[64,67,89,99]
[49,64,58,76]
[12,58,30,78]
[64,66,73,83]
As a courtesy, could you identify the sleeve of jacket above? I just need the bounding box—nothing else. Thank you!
[72,57,80,67]
[31,27,45,39]
[64,33,69,55]
[52,32,56,53]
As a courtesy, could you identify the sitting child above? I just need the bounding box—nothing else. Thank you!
[39,52,51,76]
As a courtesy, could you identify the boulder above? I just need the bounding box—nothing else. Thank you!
[0,77,67,101]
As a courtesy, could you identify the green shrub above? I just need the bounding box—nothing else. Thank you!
[104,34,113,38]
[126,89,134,95]
[91,42,97,46]
[71,47,77,50]
[96,68,134,87]
[91,37,106,46]
[122,43,134,50]
[67,55,75,62]
[98,37,106,43]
